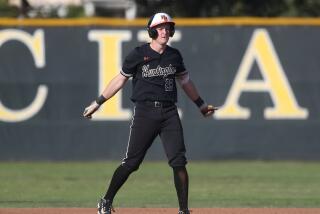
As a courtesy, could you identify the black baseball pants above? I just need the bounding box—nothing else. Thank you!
[121,101,187,171]
[104,101,189,210]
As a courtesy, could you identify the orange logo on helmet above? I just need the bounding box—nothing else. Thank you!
[161,15,168,21]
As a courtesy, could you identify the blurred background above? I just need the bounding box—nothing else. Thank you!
[2,0,320,18]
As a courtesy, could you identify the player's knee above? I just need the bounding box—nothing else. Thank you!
[121,161,140,173]
[168,155,187,168]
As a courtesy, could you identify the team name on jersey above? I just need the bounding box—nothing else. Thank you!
[142,64,176,78]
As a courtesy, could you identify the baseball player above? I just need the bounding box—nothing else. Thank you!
[83,12,217,214]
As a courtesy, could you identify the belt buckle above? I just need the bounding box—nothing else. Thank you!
[154,101,162,107]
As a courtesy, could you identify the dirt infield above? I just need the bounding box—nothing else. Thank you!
[1,208,320,214]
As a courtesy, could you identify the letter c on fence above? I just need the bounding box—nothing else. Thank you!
[0,29,48,122]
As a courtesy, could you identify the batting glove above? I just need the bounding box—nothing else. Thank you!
[200,104,218,117]
[83,101,100,119]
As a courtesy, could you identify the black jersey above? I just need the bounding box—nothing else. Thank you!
[121,43,187,103]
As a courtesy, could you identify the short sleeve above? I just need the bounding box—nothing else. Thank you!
[121,48,141,77]
[175,50,188,76]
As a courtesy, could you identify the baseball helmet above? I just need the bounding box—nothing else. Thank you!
[147,12,175,39]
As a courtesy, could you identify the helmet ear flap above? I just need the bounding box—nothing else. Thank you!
[147,14,157,39]
[169,24,175,37]
[148,27,158,39]
[148,24,175,39]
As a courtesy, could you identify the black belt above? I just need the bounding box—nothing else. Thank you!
[138,100,174,108]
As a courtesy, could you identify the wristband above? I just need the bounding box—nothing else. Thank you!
[194,97,205,108]
[96,95,107,105]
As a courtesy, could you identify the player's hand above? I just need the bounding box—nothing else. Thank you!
[200,104,218,117]
[83,101,100,119]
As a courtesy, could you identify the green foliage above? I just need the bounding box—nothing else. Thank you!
[1,0,320,17]
[0,0,18,17]
[0,161,320,208]
[66,6,85,18]
[294,0,320,16]
[135,0,320,17]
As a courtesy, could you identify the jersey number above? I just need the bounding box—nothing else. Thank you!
[165,78,174,91]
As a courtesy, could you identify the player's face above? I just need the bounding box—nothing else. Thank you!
[155,23,171,45]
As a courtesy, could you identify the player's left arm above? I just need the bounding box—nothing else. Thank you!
[176,73,218,117]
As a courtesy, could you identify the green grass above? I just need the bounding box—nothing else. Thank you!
[0,161,320,208]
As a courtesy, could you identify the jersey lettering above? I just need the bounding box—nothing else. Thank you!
[142,64,176,78]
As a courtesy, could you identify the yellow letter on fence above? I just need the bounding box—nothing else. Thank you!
[88,30,132,120]
[0,29,47,122]
[214,29,308,120]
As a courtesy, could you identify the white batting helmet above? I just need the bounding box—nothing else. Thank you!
[147,12,175,38]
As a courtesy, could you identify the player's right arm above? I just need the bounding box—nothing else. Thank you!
[83,73,129,119]
[83,47,139,119]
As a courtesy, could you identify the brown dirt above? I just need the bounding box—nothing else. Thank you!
[1,208,320,214]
